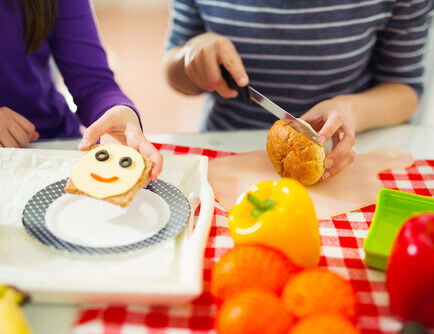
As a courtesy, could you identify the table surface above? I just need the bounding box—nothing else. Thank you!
[23,123,434,334]
[28,123,434,158]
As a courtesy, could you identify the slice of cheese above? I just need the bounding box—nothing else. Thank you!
[70,144,145,199]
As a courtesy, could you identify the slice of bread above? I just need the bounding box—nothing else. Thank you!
[65,145,153,207]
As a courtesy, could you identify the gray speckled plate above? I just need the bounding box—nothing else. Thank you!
[22,179,190,256]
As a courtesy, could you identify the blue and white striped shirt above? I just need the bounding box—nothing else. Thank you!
[166,0,433,130]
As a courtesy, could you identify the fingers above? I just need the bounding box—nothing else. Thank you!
[139,141,163,181]
[322,126,355,180]
[0,107,38,147]
[300,110,324,134]
[317,110,344,145]
[322,150,355,180]
[203,51,236,98]
[79,106,138,150]
[185,34,248,99]
[311,108,355,180]
[124,128,163,181]
[185,57,206,91]
[217,40,248,87]
[301,100,357,179]
[78,113,115,150]
[7,121,32,147]
[30,131,40,142]
[79,107,162,180]
[186,44,235,98]
[326,123,355,166]
[0,131,20,148]
[10,109,37,138]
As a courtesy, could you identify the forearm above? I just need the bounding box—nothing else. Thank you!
[51,0,137,127]
[162,46,203,96]
[343,83,419,133]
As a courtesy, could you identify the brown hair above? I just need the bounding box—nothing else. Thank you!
[22,0,57,53]
[6,0,57,53]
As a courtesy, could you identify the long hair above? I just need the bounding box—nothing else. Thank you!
[5,0,57,53]
[22,0,57,53]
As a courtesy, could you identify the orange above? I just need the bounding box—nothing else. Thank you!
[289,313,360,334]
[215,289,293,334]
[211,245,296,301]
[282,268,356,319]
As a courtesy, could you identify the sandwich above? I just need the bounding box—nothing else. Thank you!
[65,144,152,207]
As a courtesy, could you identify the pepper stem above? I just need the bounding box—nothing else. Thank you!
[247,193,275,219]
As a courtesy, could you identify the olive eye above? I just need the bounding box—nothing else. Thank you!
[119,157,132,168]
[95,150,109,161]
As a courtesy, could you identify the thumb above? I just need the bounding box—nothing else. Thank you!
[139,140,163,181]
[78,114,114,151]
[299,105,318,124]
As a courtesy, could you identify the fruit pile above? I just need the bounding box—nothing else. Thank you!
[211,178,360,334]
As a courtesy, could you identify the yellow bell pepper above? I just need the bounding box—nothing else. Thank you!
[228,178,321,267]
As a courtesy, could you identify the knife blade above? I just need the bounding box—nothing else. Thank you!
[220,66,322,146]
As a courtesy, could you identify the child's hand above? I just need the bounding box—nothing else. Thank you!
[78,106,163,181]
[0,107,39,147]
[183,33,249,98]
[301,96,356,180]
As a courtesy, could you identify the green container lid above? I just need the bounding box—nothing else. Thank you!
[363,188,434,271]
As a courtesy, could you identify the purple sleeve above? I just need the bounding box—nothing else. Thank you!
[48,0,141,127]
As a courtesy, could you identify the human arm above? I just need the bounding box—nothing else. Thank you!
[0,107,39,148]
[48,0,138,128]
[163,0,249,97]
[301,82,418,179]
[302,0,432,179]
[49,0,162,178]
[343,82,419,132]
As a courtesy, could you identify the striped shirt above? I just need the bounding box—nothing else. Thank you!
[166,0,433,131]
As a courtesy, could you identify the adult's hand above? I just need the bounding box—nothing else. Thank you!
[78,106,163,181]
[301,96,356,180]
[0,107,39,148]
[183,32,249,98]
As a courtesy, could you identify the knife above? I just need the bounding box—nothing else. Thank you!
[220,66,322,146]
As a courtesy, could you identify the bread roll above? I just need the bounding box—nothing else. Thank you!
[267,119,325,186]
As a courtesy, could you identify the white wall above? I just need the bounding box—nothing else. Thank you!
[421,21,434,125]
[93,0,170,9]
[413,19,434,125]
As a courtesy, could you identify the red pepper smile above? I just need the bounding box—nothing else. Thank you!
[90,173,119,183]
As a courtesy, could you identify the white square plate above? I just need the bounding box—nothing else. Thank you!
[0,148,214,305]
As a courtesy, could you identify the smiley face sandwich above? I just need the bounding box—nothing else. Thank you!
[65,144,152,207]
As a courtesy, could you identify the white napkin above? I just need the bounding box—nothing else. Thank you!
[0,148,180,289]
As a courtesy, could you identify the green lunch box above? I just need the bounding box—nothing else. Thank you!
[363,188,434,271]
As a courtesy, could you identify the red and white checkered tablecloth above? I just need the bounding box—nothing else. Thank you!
[73,143,434,334]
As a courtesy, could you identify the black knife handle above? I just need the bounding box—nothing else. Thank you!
[220,65,251,103]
